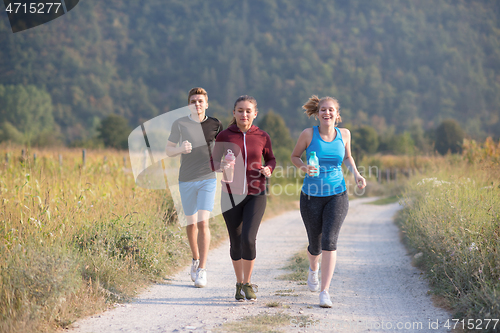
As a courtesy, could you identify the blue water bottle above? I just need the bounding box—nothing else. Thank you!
[308,151,320,177]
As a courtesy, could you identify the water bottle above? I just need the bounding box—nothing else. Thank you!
[308,151,320,177]
[222,149,236,183]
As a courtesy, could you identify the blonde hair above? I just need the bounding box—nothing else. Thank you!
[229,95,258,126]
[302,95,342,125]
[187,87,208,104]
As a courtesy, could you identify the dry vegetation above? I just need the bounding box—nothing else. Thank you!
[0,147,215,332]
[397,138,500,332]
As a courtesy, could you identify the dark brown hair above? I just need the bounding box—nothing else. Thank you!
[229,95,258,126]
[187,87,208,104]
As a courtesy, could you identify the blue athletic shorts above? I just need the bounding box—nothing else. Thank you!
[178,178,217,216]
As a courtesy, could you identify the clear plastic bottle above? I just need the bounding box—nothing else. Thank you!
[222,149,236,183]
[308,151,320,177]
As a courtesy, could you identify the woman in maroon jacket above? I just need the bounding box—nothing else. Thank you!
[212,95,276,301]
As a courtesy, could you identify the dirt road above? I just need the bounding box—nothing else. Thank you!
[69,197,451,332]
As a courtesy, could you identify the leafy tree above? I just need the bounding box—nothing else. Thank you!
[97,115,131,150]
[258,110,295,164]
[435,119,465,155]
[0,121,25,144]
[352,125,379,160]
[379,131,415,155]
[409,123,431,154]
[258,110,294,150]
[0,85,55,143]
[391,132,416,155]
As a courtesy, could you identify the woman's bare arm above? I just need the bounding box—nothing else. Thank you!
[340,128,366,189]
[291,128,317,176]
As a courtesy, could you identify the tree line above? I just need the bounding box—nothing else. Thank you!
[0,0,498,147]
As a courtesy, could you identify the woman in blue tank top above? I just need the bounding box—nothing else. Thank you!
[291,95,366,308]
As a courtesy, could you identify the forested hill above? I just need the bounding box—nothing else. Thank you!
[1,0,499,144]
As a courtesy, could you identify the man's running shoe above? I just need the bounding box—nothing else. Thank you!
[190,259,200,282]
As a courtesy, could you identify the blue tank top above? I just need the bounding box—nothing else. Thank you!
[302,126,346,197]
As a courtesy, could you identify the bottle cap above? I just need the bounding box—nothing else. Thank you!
[225,149,235,160]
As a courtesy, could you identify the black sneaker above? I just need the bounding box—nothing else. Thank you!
[242,283,258,301]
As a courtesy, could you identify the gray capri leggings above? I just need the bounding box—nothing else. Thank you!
[299,190,349,255]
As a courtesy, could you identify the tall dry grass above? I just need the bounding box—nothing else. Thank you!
[398,138,500,331]
[0,147,211,332]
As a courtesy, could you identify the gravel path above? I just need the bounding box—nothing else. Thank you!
[69,197,451,333]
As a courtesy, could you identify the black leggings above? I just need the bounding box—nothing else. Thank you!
[222,192,267,261]
[300,191,349,255]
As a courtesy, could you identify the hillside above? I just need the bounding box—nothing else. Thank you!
[0,0,499,143]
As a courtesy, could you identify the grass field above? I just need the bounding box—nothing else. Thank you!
[397,139,500,331]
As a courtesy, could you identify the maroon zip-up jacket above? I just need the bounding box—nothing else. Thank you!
[212,124,276,195]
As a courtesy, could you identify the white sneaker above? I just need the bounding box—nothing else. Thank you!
[194,268,207,288]
[319,290,332,308]
[190,259,200,282]
[307,267,319,292]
